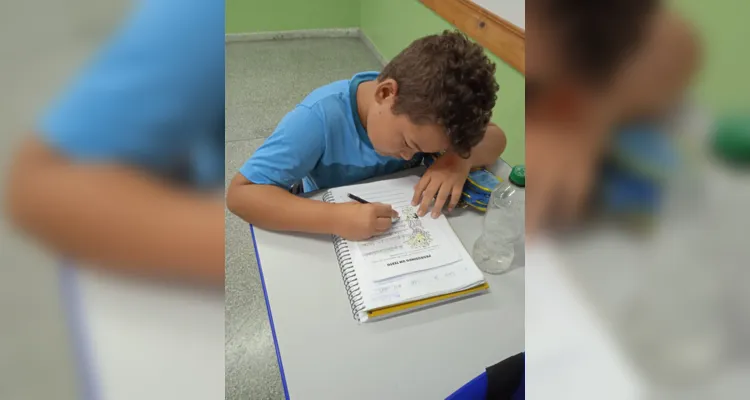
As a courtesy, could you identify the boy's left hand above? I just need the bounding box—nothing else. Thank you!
[412,153,472,218]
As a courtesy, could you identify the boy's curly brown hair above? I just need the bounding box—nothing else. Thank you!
[378,30,499,158]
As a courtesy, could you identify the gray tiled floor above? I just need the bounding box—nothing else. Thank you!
[225,37,383,142]
[224,37,383,399]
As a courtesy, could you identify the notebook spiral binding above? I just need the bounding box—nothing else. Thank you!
[322,191,366,322]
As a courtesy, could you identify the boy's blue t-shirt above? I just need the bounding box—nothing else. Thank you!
[39,0,225,188]
[240,71,421,192]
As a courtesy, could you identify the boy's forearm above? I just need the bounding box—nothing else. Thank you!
[227,175,340,235]
[468,123,507,167]
[446,123,507,168]
[5,139,224,284]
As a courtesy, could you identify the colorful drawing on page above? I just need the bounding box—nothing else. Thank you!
[402,206,434,249]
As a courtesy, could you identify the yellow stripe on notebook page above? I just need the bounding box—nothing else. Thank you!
[367,282,490,319]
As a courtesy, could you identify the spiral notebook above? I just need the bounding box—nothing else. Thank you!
[322,176,489,322]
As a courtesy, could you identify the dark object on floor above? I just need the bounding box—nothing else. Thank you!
[446,352,525,399]
[487,352,525,399]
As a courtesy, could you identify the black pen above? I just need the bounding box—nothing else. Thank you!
[347,193,370,204]
[347,193,401,221]
[347,193,414,220]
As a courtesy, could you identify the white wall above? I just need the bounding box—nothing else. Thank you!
[473,0,524,30]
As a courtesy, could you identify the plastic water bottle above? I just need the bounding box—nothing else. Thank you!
[472,165,525,274]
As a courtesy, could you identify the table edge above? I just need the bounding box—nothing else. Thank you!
[250,224,291,400]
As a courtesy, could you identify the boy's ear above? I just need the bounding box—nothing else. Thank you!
[374,78,398,104]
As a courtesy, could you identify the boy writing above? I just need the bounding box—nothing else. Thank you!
[227,31,507,240]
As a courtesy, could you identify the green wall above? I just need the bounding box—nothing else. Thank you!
[225,0,359,34]
[359,0,525,166]
[226,0,525,165]
[675,1,750,114]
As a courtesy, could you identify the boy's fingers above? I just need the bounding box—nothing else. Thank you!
[372,203,396,217]
[432,186,451,217]
[448,185,463,211]
[374,217,392,232]
[418,181,441,216]
[412,176,431,206]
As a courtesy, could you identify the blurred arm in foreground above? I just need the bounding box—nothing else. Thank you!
[3,0,225,284]
[6,139,224,283]
[525,0,701,235]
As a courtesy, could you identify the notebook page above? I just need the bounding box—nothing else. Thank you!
[327,176,485,314]
[352,221,486,313]
[328,177,463,281]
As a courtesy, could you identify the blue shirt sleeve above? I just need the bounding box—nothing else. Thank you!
[38,0,224,180]
[239,106,326,188]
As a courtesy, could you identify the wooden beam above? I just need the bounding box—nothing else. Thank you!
[420,0,525,75]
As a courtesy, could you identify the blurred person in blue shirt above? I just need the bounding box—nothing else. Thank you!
[5,0,224,284]
[4,1,225,399]
[525,0,701,234]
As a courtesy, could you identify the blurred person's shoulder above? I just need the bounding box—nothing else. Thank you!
[36,0,225,186]
[122,0,224,66]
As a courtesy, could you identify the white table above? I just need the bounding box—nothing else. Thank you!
[251,163,525,399]
[62,265,225,400]
[526,107,750,399]
[527,162,750,399]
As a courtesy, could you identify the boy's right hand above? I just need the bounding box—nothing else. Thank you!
[334,202,399,241]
